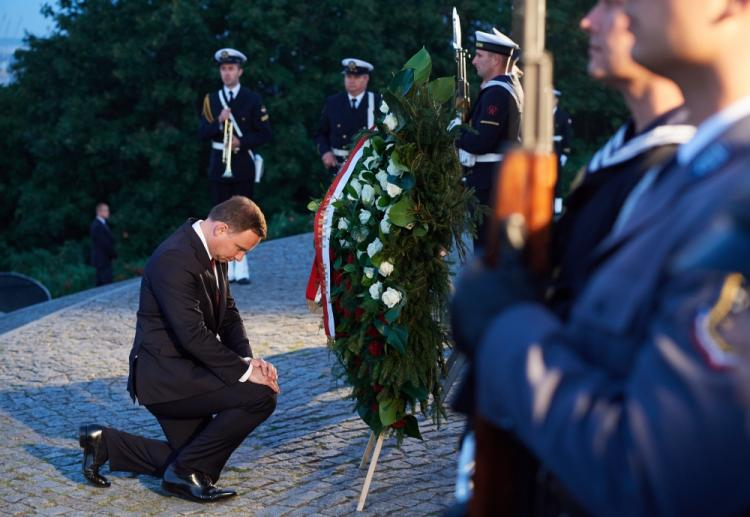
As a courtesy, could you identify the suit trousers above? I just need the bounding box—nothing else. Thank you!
[104,380,276,482]
[95,264,113,286]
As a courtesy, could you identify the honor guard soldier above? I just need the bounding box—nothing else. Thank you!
[314,58,381,175]
[451,0,750,513]
[552,90,573,170]
[456,29,523,250]
[199,48,272,284]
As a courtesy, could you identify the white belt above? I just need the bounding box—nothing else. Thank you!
[332,148,349,158]
[475,153,504,163]
[553,135,563,142]
[211,142,224,150]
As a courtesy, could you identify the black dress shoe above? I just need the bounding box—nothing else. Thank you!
[161,463,236,503]
[79,424,110,487]
[236,278,251,285]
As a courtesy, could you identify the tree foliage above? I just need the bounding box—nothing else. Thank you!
[0,0,624,296]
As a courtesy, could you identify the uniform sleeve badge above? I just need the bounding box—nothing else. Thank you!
[487,105,498,116]
[693,273,750,370]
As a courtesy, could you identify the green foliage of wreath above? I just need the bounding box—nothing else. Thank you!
[325,48,475,442]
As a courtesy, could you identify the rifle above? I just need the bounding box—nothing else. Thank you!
[453,7,471,123]
[470,1,557,515]
[483,0,557,274]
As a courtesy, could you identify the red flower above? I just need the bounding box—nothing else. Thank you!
[346,254,355,264]
[378,313,387,324]
[332,270,344,286]
[370,402,378,413]
[355,307,365,319]
[372,384,383,394]
[366,325,379,337]
[353,355,362,367]
[368,341,384,357]
[344,279,352,291]
[391,419,406,429]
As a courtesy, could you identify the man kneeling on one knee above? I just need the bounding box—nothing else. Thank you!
[79,195,279,503]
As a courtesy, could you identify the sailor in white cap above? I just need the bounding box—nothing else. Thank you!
[199,48,272,284]
[455,28,523,250]
[314,58,381,175]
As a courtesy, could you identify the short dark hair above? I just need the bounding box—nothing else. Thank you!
[208,196,267,239]
[95,202,108,211]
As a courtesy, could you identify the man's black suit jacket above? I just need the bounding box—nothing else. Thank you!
[127,219,253,405]
[90,218,116,268]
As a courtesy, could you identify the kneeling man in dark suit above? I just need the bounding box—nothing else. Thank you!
[78,195,279,502]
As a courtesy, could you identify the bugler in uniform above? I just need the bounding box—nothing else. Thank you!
[314,58,381,175]
[199,48,272,284]
[456,29,523,249]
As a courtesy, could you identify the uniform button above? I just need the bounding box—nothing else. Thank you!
[343,134,348,139]
[337,124,341,128]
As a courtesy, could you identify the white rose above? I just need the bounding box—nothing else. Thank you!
[339,239,347,247]
[361,184,375,205]
[357,250,365,259]
[359,209,371,224]
[367,238,383,257]
[363,154,380,170]
[387,159,407,177]
[369,281,383,300]
[350,179,362,195]
[386,182,403,197]
[383,113,398,131]
[338,218,349,231]
[375,170,389,190]
[379,260,394,277]
[381,287,402,308]
[364,267,375,279]
[363,139,371,149]
[380,218,391,234]
[380,100,389,114]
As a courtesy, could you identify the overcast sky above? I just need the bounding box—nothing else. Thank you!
[1,0,51,39]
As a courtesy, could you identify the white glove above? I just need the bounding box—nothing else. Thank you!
[447,117,462,132]
[458,149,476,167]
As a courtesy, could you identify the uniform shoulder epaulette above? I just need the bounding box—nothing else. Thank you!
[202,94,214,123]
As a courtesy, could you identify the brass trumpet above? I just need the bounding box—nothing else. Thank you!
[222,118,234,178]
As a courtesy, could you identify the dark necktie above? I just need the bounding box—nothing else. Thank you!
[228,90,234,103]
[350,98,357,110]
[210,259,220,307]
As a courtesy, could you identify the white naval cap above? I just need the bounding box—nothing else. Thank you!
[475,28,519,56]
[214,48,247,65]
[341,58,374,75]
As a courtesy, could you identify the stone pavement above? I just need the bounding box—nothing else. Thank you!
[0,233,466,516]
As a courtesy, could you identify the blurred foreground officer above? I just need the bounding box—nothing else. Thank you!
[455,29,523,250]
[549,0,695,318]
[90,202,116,286]
[452,0,750,514]
[78,197,279,502]
[314,58,381,175]
[199,48,272,284]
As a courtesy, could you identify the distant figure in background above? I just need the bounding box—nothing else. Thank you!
[90,203,116,286]
[552,89,573,213]
[314,58,381,176]
[199,48,272,285]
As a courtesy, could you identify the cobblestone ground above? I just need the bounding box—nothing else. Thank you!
[0,233,465,516]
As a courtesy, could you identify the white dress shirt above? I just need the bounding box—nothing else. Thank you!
[349,91,365,109]
[192,220,253,382]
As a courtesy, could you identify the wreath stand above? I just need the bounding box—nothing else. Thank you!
[355,350,466,511]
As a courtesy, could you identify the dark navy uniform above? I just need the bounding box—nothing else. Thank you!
[199,86,272,205]
[553,106,573,169]
[475,101,750,516]
[457,74,522,247]
[549,107,695,317]
[314,90,381,171]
